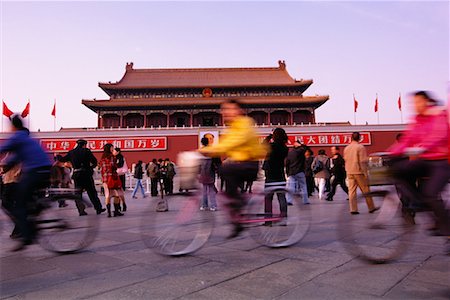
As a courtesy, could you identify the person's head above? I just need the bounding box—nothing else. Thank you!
[138,160,142,165]
[351,132,361,142]
[395,133,403,143]
[412,91,437,115]
[165,158,170,162]
[201,137,209,147]
[152,158,157,163]
[113,147,121,156]
[102,143,113,159]
[76,139,87,148]
[305,149,313,158]
[158,158,163,163]
[221,99,243,125]
[272,127,288,145]
[330,146,340,155]
[294,140,301,148]
[318,149,326,156]
[203,133,214,146]
[10,114,25,132]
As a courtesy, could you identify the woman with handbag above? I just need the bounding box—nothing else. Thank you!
[100,144,125,217]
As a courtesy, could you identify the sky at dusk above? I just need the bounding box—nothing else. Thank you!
[0,1,448,131]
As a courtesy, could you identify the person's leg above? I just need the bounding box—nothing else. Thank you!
[297,172,310,204]
[286,176,296,204]
[420,161,450,235]
[84,175,103,213]
[355,174,375,211]
[139,179,146,197]
[201,184,208,209]
[340,177,349,194]
[132,180,139,198]
[209,184,217,209]
[327,177,338,201]
[103,183,112,217]
[111,189,124,217]
[318,178,326,200]
[276,191,288,218]
[347,175,358,213]
[264,190,274,223]
[120,175,126,191]
[72,177,87,214]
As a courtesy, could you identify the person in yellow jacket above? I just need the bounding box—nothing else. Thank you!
[200,99,267,238]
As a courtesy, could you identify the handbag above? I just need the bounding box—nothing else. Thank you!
[117,159,128,176]
[107,173,122,189]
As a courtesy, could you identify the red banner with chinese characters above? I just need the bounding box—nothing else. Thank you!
[40,137,167,153]
[261,132,371,146]
[288,132,371,146]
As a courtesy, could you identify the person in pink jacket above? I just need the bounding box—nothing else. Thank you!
[389,91,449,237]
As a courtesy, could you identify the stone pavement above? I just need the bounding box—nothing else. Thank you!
[1,187,449,300]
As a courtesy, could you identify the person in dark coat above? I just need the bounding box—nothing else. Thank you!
[61,139,106,215]
[285,141,310,205]
[132,160,146,199]
[326,146,349,201]
[263,128,289,224]
[304,148,315,197]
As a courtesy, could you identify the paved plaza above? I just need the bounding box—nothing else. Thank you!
[1,187,449,300]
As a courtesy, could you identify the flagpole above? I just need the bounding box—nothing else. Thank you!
[28,99,31,131]
[376,93,380,125]
[53,99,56,131]
[1,99,3,133]
[353,94,356,125]
[399,93,403,124]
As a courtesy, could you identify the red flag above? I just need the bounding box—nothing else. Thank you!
[398,95,402,111]
[374,97,379,112]
[2,101,14,118]
[51,103,56,117]
[353,96,358,113]
[21,102,30,118]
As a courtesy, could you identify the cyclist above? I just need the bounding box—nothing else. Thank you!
[200,99,267,238]
[0,115,52,251]
[388,91,450,237]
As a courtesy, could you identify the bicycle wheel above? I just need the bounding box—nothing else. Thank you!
[141,192,214,256]
[247,188,311,248]
[337,188,415,264]
[38,191,98,254]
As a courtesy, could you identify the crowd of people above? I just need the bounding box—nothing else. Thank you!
[0,91,448,250]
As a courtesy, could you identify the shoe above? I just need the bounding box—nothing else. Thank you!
[11,238,34,252]
[287,203,293,206]
[210,207,217,211]
[132,196,137,199]
[113,204,124,217]
[350,211,360,215]
[278,218,288,226]
[79,211,88,216]
[369,207,380,214]
[325,197,333,201]
[106,204,112,218]
[122,203,127,212]
[227,224,244,239]
[96,208,106,215]
[304,202,311,205]
[200,206,208,211]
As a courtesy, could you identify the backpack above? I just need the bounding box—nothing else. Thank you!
[312,159,323,174]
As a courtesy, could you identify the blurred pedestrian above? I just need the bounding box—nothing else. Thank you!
[164,158,176,195]
[61,139,106,215]
[312,149,330,200]
[132,160,146,199]
[344,132,377,214]
[114,148,127,191]
[199,137,218,211]
[146,158,159,197]
[304,148,315,197]
[99,143,125,217]
[286,141,310,205]
[326,146,349,201]
[263,128,289,224]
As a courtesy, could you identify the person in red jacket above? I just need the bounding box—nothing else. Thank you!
[389,91,449,237]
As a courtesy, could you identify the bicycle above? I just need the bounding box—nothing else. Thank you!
[141,151,311,256]
[337,152,449,264]
[2,188,98,254]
